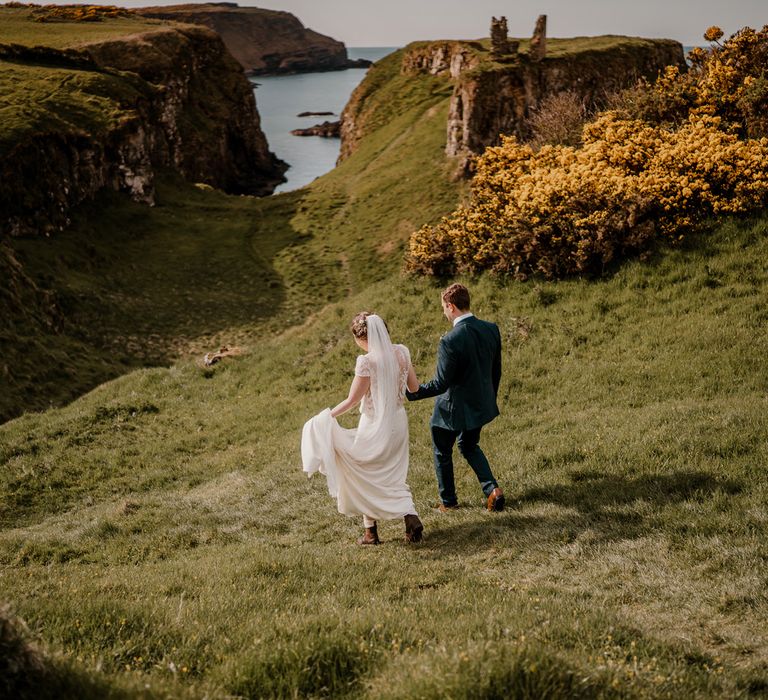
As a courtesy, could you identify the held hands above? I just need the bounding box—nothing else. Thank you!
[405,388,422,401]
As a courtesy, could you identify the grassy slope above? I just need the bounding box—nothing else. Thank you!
[0,45,459,421]
[2,33,768,700]
[0,7,175,156]
[2,215,767,698]
[0,7,169,48]
[462,35,673,57]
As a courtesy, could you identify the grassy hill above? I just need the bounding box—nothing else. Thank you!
[0,43,459,421]
[2,34,768,700]
[3,211,768,698]
[0,6,168,48]
[0,5,169,158]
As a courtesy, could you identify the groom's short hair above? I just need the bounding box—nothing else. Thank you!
[442,283,470,310]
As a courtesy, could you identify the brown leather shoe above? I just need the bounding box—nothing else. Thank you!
[487,487,505,512]
[357,524,380,545]
[435,503,459,513]
[404,514,423,543]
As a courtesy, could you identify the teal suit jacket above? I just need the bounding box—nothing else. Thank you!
[407,315,501,431]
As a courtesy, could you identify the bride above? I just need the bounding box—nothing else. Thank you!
[301,312,424,545]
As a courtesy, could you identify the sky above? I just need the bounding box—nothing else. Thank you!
[43,0,767,46]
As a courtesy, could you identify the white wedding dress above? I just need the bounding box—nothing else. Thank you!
[301,316,417,521]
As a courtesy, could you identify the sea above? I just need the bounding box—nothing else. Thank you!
[250,47,399,194]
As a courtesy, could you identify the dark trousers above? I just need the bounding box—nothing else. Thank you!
[431,424,498,506]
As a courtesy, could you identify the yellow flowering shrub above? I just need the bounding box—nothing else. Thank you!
[32,5,133,22]
[407,26,768,278]
[626,25,768,137]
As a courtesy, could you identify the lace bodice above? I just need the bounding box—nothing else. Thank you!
[355,344,410,417]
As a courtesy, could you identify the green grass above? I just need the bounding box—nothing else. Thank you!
[0,45,462,421]
[341,44,455,146]
[516,35,679,58]
[2,214,768,698]
[0,7,169,49]
[2,22,768,699]
[464,34,676,56]
[0,57,154,158]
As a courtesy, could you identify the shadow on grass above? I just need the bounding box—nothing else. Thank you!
[420,470,743,554]
[520,468,742,512]
[1,606,126,700]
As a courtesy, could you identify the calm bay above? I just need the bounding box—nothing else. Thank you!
[251,47,398,193]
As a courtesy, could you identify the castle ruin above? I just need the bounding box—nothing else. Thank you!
[530,15,547,61]
[490,16,519,60]
[491,14,547,62]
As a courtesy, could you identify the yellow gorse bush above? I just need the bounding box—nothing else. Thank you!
[32,5,133,22]
[409,112,768,278]
[407,26,768,278]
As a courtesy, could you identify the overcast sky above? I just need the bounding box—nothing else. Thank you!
[62,0,767,46]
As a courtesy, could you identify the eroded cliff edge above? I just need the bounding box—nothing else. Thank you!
[340,36,687,164]
[136,3,367,75]
[0,18,286,238]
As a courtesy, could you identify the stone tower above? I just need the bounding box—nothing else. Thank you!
[530,14,547,61]
[490,16,509,58]
[490,16,519,61]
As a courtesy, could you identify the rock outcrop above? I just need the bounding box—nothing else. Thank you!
[444,38,687,161]
[399,41,482,79]
[291,120,341,137]
[0,24,286,237]
[136,3,371,75]
[339,35,687,167]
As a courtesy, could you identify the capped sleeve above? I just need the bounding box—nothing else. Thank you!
[355,354,371,377]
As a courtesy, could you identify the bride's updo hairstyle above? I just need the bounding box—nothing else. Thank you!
[351,312,388,340]
[351,312,372,340]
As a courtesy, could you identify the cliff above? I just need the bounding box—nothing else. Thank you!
[136,3,366,75]
[340,36,687,165]
[0,8,286,237]
[338,43,456,162]
[444,37,687,160]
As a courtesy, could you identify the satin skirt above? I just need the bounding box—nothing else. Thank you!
[301,407,416,520]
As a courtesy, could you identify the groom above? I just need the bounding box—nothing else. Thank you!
[406,284,505,512]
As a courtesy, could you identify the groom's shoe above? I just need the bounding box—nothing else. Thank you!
[487,487,505,512]
[404,514,423,543]
[357,524,380,546]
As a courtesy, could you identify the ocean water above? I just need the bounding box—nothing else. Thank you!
[251,47,399,194]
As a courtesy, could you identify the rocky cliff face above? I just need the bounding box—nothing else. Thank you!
[136,3,360,75]
[340,38,687,165]
[400,41,483,80]
[444,39,687,160]
[0,25,286,237]
[84,26,286,191]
